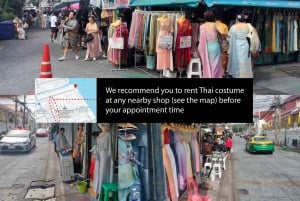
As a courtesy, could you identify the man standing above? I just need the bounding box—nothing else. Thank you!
[56,127,71,153]
[50,12,58,43]
[58,10,80,61]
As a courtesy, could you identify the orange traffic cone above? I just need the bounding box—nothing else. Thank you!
[39,43,52,78]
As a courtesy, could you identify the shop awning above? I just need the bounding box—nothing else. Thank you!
[130,0,200,8]
[202,0,300,8]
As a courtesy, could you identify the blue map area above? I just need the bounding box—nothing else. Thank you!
[68,78,97,116]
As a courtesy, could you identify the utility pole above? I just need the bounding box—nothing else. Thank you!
[14,96,18,127]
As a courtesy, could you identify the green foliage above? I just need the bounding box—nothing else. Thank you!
[0,11,16,21]
[0,0,24,21]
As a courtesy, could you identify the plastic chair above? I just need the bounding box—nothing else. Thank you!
[99,183,118,201]
[186,58,202,78]
[204,162,212,175]
[213,162,222,178]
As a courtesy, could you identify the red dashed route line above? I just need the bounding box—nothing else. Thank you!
[48,97,98,123]
[49,96,60,123]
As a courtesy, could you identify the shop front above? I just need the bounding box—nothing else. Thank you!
[117,123,229,201]
[201,0,300,66]
[50,123,118,201]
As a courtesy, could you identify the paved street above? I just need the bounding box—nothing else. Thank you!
[0,27,155,95]
[0,136,52,201]
[1,27,300,95]
[232,136,300,201]
[253,62,300,94]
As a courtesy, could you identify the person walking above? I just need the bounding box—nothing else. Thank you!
[197,10,223,78]
[58,10,80,61]
[84,15,102,61]
[49,12,58,43]
[227,12,253,78]
[225,135,233,158]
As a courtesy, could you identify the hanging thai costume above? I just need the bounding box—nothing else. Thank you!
[174,18,192,69]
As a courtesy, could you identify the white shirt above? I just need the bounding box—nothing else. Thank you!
[50,15,57,28]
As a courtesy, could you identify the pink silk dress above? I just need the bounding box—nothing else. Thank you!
[198,23,222,78]
[156,17,174,70]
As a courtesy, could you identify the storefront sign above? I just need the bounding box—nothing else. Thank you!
[109,37,124,49]
[158,35,173,49]
[180,36,191,48]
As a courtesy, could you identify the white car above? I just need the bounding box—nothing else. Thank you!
[0,129,36,153]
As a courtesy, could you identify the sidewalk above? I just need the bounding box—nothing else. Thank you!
[179,155,234,201]
[253,62,300,94]
[45,143,92,201]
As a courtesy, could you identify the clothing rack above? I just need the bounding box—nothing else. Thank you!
[131,9,185,75]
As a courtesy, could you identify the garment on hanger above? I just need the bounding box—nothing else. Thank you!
[108,22,129,65]
[174,17,192,69]
[92,131,112,195]
[174,129,187,191]
[156,15,174,70]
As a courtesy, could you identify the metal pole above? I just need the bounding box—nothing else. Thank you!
[23,95,26,128]
[284,127,287,147]
[14,96,17,127]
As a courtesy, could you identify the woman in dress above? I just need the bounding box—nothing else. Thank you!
[197,10,222,78]
[84,15,101,61]
[227,13,253,78]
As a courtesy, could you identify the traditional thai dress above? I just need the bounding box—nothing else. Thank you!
[93,132,112,195]
[111,22,129,65]
[227,23,253,78]
[174,18,192,69]
[174,129,187,191]
[162,128,178,201]
[198,23,222,78]
[156,17,174,70]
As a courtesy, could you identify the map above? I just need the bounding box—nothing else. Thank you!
[35,78,97,123]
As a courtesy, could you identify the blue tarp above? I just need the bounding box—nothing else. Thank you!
[130,0,200,7]
[202,0,300,8]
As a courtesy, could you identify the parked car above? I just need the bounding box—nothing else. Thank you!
[245,136,274,154]
[36,128,48,137]
[0,128,36,153]
[0,131,6,139]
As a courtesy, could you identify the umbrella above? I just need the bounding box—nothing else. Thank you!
[53,0,80,10]
[60,2,80,10]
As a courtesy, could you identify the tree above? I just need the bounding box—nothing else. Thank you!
[0,0,25,21]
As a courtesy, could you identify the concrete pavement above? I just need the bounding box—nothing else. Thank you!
[253,62,300,94]
[1,27,300,95]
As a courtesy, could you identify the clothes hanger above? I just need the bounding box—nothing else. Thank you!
[118,123,137,141]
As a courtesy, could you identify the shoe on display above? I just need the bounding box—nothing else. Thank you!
[58,57,65,61]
